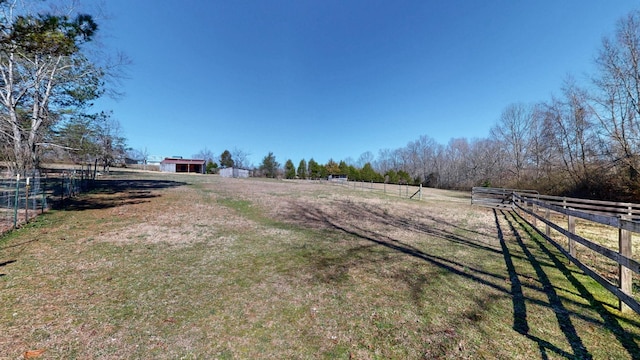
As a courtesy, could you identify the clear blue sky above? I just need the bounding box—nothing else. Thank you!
[93,1,640,167]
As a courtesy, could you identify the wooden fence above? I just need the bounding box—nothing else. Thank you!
[472,187,640,314]
[471,187,538,209]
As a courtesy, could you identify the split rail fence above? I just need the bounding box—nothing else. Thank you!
[472,187,640,314]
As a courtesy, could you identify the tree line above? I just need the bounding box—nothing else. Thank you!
[187,9,640,202]
[372,9,640,201]
[276,10,640,201]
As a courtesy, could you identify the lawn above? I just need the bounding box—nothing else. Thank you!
[1,171,639,359]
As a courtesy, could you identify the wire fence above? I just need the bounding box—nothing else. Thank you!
[0,168,94,234]
[326,179,423,200]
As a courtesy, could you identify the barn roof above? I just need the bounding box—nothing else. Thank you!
[160,157,206,165]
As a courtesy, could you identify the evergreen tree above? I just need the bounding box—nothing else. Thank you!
[284,159,296,179]
[297,159,307,179]
[308,158,321,179]
[319,164,329,179]
[398,170,411,184]
[219,150,234,168]
[325,159,340,175]
[348,165,360,181]
[206,161,218,174]
[260,151,280,178]
[338,160,349,176]
[385,169,399,184]
[361,162,378,182]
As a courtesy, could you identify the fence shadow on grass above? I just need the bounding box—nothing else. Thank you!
[0,259,15,276]
[0,259,16,267]
[281,198,640,359]
[507,210,640,360]
[497,209,593,359]
[52,179,187,211]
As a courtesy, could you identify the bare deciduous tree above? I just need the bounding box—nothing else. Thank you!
[93,112,125,172]
[357,151,374,168]
[592,10,640,188]
[193,147,215,163]
[541,80,596,189]
[490,103,533,187]
[231,147,250,169]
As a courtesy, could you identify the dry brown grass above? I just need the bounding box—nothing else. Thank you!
[0,172,639,359]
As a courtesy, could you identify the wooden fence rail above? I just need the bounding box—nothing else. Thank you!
[513,193,640,313]
[472,187,640,314]
[471,187,537,209]
[529,193,640,220]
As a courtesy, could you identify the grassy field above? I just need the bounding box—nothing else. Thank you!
[1,171,640,359]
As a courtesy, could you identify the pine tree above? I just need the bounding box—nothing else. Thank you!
[206,161,218,174]
[338,161,349,176]
[297,159,307,179]
[284,159,296,179]
[325,159,340,175]
[260,152,280,178]
[219,150,234,168]
[308,158,321,179]
[385,169,399,184]
[361,163,378,182]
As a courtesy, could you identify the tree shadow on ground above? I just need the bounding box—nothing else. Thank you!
[278,198,640,359]
[51,179,187,211]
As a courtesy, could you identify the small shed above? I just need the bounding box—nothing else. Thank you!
[220,167,249,178]
[160,157,206,174]
[328,174,348,182]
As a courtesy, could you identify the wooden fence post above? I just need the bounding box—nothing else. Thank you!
[568,213,576,261]
[545,207,550,237]
[531,199,537,227]
[619,216,633,313]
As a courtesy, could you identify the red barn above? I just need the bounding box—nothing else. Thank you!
[159,158,206,174]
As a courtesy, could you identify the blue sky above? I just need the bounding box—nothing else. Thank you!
[93,1,640,167]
